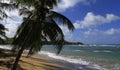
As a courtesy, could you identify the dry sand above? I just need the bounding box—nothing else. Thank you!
[0,48,69,70]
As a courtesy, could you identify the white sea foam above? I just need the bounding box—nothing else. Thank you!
[0,45,108,70]
[39,51,106,70]
[86,44,116,47]
[39,51,89,65]
[74,50,83,52]
[93,50,112,53]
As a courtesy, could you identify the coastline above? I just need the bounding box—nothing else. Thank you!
[0,48,71,70]
[0,45,104,70]
[0,48,100,70]
[19,54,70,70]
[1,45,119,70]
[36,51,102,70]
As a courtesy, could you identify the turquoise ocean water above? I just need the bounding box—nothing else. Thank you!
[40,45,120,70]
[0,45,120,70]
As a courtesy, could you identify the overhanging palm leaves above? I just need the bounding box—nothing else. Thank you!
[0,10,7,19]
[0,1,18,19]
[0,2,18,9]
[50,11,74,30]
[16,0,59,8]
[0,24,7,43]
[7,0,75,70]
[13,9,74,54]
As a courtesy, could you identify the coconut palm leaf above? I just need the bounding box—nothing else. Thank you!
[50,11,75,31]
[42,19,64,53]
[0,24,7,43]
[44,0,59,8]
[19,7,32,16]
[0,2,18,10]
[15,0,59,8]
[0,1,18,20]
[0,10,7,19]
[11,0,75,69]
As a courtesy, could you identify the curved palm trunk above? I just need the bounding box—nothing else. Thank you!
[26,46,33,58]
[11,11,33,70]
[11,47,24,70]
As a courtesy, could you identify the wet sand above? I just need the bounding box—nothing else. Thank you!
[0,48,70,70]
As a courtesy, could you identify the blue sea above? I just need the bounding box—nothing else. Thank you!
[0,45,120,70]
[39,45,120,70]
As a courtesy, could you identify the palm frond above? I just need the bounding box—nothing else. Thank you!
[13,19,43,52]
[42,19,64,54]
[15,0,37,7]
[45,0,59,8]
[0,2,18,20]
[0,24,6,30]
[0,37,5,43]
[50,11,75,31]
[0,24,7,43]
[19,7,32,16]
[14,0,59,8]
[0,2,18,10]
[12,0,74,55]
[0,10,7,19]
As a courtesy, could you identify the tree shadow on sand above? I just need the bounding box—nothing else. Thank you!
[19,58,70,70]
[20,56,72,70]
[0,48,24,70]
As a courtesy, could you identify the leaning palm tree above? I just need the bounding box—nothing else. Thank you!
[6,0,74,70]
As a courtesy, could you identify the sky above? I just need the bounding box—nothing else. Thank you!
[0,0,120,44]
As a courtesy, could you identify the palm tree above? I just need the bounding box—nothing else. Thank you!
[0,24,7,43]
[0,1,18,19]
[0,0,74,70]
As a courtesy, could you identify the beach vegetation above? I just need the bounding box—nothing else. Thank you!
[0,24,7,44]
[0,0,74,70]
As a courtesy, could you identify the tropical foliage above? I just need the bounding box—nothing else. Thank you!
[0,1,18,19]
[12,0,74,54]
[0,1,8,40]
[0,24,7,43]
[0,0,75,70]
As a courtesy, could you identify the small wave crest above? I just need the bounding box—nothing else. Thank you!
[74,50,83,52]
[88,44,117,47]
[39,51,89,65]
[39,51,106,70]
[93,50,112,53]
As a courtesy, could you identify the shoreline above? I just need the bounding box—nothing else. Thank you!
[36,51,102,70]
[19,55,70,70]
[0,48,71,70]
[0,48,100,70]
[0,45,103,70]
[0,45,112,70]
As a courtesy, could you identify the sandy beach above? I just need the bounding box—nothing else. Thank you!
[0,48,70,70]
[1,45,119,70]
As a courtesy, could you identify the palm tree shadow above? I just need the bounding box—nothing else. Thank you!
[0,48,24,70]
[20,58,70,70]
[0,61,23,70]
[0,61,12,68]
[0,48,16,58]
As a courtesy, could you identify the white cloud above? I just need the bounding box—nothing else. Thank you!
[0,10,23,37]
[104,28,120,35]
[54,0,96,12]
[5,23,18,37]
[84,28,120,35]
[84,29,99,35]
[74,12,120,29]
[54,0,81,12]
